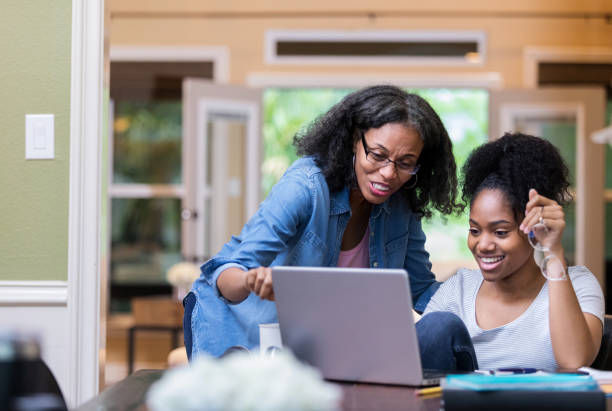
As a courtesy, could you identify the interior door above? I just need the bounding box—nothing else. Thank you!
[490,87,606,287]
[182,80,262,263]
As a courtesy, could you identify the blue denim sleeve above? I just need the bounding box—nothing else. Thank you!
[404,213,441,314]
[200,168,314,296]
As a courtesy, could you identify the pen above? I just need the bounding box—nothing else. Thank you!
[415,386,442,396]
[496,368,538,374]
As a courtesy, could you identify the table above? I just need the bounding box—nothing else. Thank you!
[77,369,442,411]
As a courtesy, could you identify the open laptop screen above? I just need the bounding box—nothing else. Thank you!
[272,266,432,386]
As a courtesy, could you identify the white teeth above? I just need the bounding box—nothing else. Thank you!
[481,256,504,263]
[372,183,389,191]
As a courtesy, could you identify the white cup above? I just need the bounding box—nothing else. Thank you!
[258,323,282,356]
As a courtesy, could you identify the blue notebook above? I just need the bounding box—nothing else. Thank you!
[443,373,600,391]
[442,374,604,411]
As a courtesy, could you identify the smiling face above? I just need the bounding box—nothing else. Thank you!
[353,123,423,205]
[468,189,536,282]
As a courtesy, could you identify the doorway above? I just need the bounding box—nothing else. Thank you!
[106,60,214,386]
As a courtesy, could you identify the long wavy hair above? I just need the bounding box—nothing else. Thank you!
[293,85,462,218]
[461,132,572,220]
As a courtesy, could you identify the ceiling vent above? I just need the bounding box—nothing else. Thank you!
[265,30,486,66]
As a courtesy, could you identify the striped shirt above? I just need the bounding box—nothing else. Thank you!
[423,266,604,370]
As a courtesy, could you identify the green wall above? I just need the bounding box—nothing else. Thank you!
[0,1,72,281]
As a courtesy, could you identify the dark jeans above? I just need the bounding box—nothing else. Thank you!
[183,292,196,361]
[416,311,478,371]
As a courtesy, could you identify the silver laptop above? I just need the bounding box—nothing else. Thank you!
[272,266,441,386]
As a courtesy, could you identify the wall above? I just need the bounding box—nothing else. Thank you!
[0,0,73,402]
[0,0,72,282]
[109,1,612,86]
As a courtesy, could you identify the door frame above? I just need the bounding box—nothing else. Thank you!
[199,99,260,255]
[107,45,229,265]
[67,0,105,406]
[182,80,262,262]
[103,45,230,390]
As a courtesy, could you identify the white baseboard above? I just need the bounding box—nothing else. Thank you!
[0,281,68,305]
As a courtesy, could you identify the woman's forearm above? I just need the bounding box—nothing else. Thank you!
[549,282,597,368]
[216,267,250,303]
[548,252,601,368]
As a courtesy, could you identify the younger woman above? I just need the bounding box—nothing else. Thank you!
[424,133,604,370]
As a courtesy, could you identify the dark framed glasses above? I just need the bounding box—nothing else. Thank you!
[360,132,420,176]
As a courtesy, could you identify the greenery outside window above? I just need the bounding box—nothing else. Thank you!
[263,88,488,279]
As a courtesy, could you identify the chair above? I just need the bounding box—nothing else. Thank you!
[7,358,67,410]
[591,314,612,370]
[128,296,184,374]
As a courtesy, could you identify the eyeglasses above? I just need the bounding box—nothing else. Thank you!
[361,131,420,176]
[528,223,567,281]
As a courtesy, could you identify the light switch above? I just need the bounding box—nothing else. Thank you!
[26,114,54,159]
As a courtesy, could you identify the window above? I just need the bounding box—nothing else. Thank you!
[266,30,486,66]
[263,88,488,279]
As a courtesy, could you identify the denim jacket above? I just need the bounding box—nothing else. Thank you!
[188,157,440,357]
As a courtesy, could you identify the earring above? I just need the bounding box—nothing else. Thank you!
[350,154,360,189]
[404,174,418,190]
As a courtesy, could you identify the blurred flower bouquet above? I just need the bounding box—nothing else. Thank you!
[166,262,200,301]
[147,351,342,411]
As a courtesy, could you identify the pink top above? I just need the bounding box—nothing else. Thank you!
[337,225,370,268]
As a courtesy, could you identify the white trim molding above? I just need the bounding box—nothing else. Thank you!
[0,281,68,305]
[265,29,486,66]
[110,45,230,83]
[247,71,503,89]
[523,46,612,88]
[67,0,105,407]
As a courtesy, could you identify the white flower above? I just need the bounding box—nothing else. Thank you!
[166,262,200,287]
[146,351,342,411]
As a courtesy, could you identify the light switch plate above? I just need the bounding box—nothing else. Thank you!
[25,114,54,159]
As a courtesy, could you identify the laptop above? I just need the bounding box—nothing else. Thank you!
[272,266,443,386]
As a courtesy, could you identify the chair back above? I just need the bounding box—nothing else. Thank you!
[591,314,612,370]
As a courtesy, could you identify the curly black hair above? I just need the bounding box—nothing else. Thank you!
[293,85,462,218]
[461,132,572,220]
